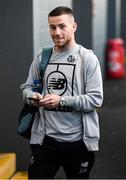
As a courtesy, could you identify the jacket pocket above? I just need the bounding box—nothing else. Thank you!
[83,110,100,139]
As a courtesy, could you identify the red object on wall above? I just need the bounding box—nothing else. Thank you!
[106,38,125,78]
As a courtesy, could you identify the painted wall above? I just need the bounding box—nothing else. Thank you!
[92,0,107,76]
[0,0,33,170]
[121,0,126,49]
[73,0,92,48]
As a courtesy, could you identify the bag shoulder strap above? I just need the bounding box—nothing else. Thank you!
[39,47,53,79]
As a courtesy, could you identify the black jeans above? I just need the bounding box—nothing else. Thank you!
[28,135,95,179]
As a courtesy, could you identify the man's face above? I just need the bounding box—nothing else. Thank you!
[48,14,77,50]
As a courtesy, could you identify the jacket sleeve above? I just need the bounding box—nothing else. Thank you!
[20,51,42,103]
[63,52,103,112]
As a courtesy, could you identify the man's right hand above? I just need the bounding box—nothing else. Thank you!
[31,93,43,106]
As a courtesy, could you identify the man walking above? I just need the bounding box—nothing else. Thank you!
[22,6,103,179]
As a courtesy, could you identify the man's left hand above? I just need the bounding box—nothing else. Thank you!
[38,94,60,108]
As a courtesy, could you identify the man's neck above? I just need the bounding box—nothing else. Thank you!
[54,42,77,52]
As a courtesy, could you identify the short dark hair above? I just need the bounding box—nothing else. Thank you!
[48,6,74,17]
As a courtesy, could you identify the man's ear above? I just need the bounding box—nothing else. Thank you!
[73,22,77,32]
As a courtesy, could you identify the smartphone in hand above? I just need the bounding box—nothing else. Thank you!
[28,97,40,103]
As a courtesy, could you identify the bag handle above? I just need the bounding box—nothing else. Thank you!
[39,47,53,79]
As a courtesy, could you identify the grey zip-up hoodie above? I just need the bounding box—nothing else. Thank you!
[21,45,103,151]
